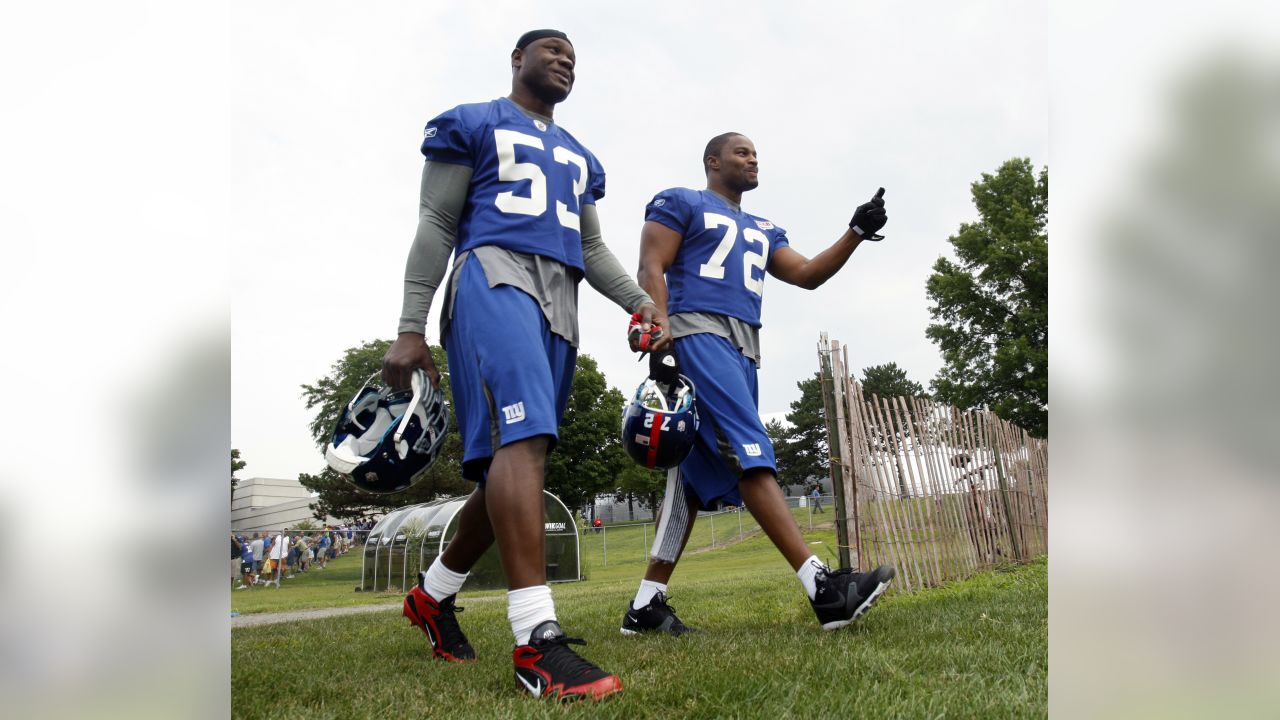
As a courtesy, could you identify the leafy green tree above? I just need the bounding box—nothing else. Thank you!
[774,373,829,488]
[859,363,929,497]
[298,341,637,520]
[613,463,667,515]
[861,362,926,401]
[545,355,634,511]
[926,158,1048,437]
[298,339,468,520]
[232,448,246,506]
[764,419,792,489]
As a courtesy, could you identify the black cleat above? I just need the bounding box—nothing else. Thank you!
[404,583,476,662]
[810,564,895,631]
[513,621,622,701]
[620,591,697,636]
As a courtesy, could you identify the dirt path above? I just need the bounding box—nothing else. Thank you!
[232,595,501,629]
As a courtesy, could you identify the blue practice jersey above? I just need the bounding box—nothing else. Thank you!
[421,97,605,272]
[645,188,790,327]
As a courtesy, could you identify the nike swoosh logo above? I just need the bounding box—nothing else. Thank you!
[626,614,638,623]
[517,673,543,697]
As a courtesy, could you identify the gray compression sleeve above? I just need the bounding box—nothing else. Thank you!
[397,161,474,335]
[580,204,653,313]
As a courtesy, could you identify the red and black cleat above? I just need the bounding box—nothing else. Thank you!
[404,585,475,662]
[513,621,622,701]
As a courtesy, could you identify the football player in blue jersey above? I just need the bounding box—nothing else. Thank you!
[619,132,896,638]
[381,29,666,701]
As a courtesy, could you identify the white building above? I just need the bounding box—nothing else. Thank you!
[231,476,339,531]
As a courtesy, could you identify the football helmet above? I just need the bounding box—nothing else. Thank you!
[620,374,698,469]
[325,369,448,494]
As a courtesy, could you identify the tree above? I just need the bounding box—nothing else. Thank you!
[773,373,829,489]
[861,362,926,401]
[613,463,667,516]
[926,158,1048,437]
[298,339,469,520]
[231,448,246,506]
[764,419,792,490]
[544,355,635,511]
[859,362,929,497]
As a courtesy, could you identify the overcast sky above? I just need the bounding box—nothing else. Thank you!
[231,0,1048,479]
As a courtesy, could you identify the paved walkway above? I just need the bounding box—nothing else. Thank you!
[232,595,500,629]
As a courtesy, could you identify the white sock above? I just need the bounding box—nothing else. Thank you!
[632,579,667,609]
[797,555,827,600]
[421,558,468,599]
[508,585,556,646]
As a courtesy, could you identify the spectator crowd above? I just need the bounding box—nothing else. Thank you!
[231,525,358,589]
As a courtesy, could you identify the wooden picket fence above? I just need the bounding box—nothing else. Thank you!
[818,335,1048,592]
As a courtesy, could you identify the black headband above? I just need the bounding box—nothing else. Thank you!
[515,29,571,50]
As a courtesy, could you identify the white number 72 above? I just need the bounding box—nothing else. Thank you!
[698,212,769,296]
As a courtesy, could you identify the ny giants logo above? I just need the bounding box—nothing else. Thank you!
[502,402,526,424]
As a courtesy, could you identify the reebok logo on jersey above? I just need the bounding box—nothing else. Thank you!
[743,443,762,457]
[502,402,526,424]
[424,127,438,138]
[755,219,774,230]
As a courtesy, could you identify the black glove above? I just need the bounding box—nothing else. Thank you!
[849,187,887,241]
[649,348,680,389]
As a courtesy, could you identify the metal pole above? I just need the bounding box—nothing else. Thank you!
[602,525,607,566]
[738,509,743,539]
[710,514,716,547]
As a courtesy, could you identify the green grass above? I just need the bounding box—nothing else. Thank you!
[578,505,827,570]
[232,529,1046,719]
[232,509,827,615]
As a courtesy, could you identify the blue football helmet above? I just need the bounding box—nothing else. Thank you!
[620,374,698,469]
[325,369,448,494]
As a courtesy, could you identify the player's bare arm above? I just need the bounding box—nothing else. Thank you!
[767,187,888,290]
[632,220,682,352]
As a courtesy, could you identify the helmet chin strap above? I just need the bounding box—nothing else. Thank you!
[394,369,427,444]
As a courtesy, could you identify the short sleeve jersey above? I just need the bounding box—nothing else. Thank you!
[421,97,605,272]
[644,188,790,327]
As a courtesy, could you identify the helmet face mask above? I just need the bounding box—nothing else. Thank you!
[620,374,699,470]
[325,370,449,494]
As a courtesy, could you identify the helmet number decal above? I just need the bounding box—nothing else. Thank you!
[643,413,671,431]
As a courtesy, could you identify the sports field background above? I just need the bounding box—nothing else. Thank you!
[232,521,1047,718]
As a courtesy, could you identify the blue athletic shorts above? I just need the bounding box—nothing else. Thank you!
[674,332,776,510]
[445,254,576,482]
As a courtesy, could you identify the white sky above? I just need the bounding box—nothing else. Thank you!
[231,0,1047,479]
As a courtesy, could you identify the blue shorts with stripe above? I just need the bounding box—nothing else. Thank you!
[444,254,576,483]
[674,332,776,510]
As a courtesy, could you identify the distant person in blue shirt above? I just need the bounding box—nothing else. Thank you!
[619,133,896,638]
[237,537,254,589]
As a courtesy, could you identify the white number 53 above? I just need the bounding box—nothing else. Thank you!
[493,129,588,232]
